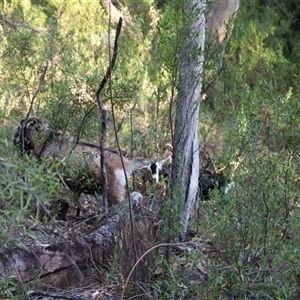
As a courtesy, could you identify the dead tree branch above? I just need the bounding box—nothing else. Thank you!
[0,13,18,31]
[96,16,123,213]
[28,290,92,300]
[129,97,139,190]
[0,13,43,32]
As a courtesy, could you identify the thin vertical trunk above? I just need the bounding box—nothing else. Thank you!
[207,0,240,45]
[170,0,206,238]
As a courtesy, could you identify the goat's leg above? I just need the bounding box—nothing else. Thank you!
[107,183,124,205]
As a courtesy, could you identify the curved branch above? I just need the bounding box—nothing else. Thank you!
[96,17,123,97]
[96,17,123,212]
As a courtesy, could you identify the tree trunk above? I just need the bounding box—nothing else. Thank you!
[206,0,240,69]
[100,0,134,32]
[170,0,206,238]
[207,0,240,45]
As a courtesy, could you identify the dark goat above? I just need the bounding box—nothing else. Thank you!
[198,169,229,199]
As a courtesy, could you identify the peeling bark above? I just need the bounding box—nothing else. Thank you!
[0,201,155,291]
[169,0,206,238]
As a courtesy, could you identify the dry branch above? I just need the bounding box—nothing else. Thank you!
[28,290,92,300]
[96,17,123,213]
[0,13,42,32]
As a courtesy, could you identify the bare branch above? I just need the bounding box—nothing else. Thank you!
[96,18,123,95]
[28,290,92,300]
[96,15,123,213]
[0,13,43,32]
[129,97,139,190]
[0,13,18,31]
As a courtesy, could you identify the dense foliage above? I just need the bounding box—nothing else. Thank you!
[1,0,300,298]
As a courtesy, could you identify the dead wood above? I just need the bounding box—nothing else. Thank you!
[0,199,156,294]
[28,290,92,300]
[96,17,123,213]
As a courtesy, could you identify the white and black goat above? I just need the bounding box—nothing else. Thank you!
[13,117,151,213]
[140,143,173,184]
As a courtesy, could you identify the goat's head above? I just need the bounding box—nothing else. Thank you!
[14,117,51,155]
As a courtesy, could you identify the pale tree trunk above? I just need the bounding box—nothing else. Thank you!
[206,0,240,69]
[170,0,206,238]
[100,0,135,32]
[207,0,240,45]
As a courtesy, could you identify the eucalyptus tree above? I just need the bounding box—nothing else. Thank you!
[168,0,206,239]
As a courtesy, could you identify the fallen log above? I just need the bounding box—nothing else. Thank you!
[0,200,156,292]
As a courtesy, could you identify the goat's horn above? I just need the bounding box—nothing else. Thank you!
[158,156,171,165]
[137,165,151,170]
[165,143,173,150]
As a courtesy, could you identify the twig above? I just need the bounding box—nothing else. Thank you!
[96,10,123,213]
[107,24,140,282]
[98,92,108,213]
[130,97,139,190]
[121,221,222,300]
[26,11,64,119]
[0,13,42,32]
[0,13,18,31]
[73,103,97,146]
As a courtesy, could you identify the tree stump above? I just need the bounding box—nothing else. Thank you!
[0,198,156,293]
